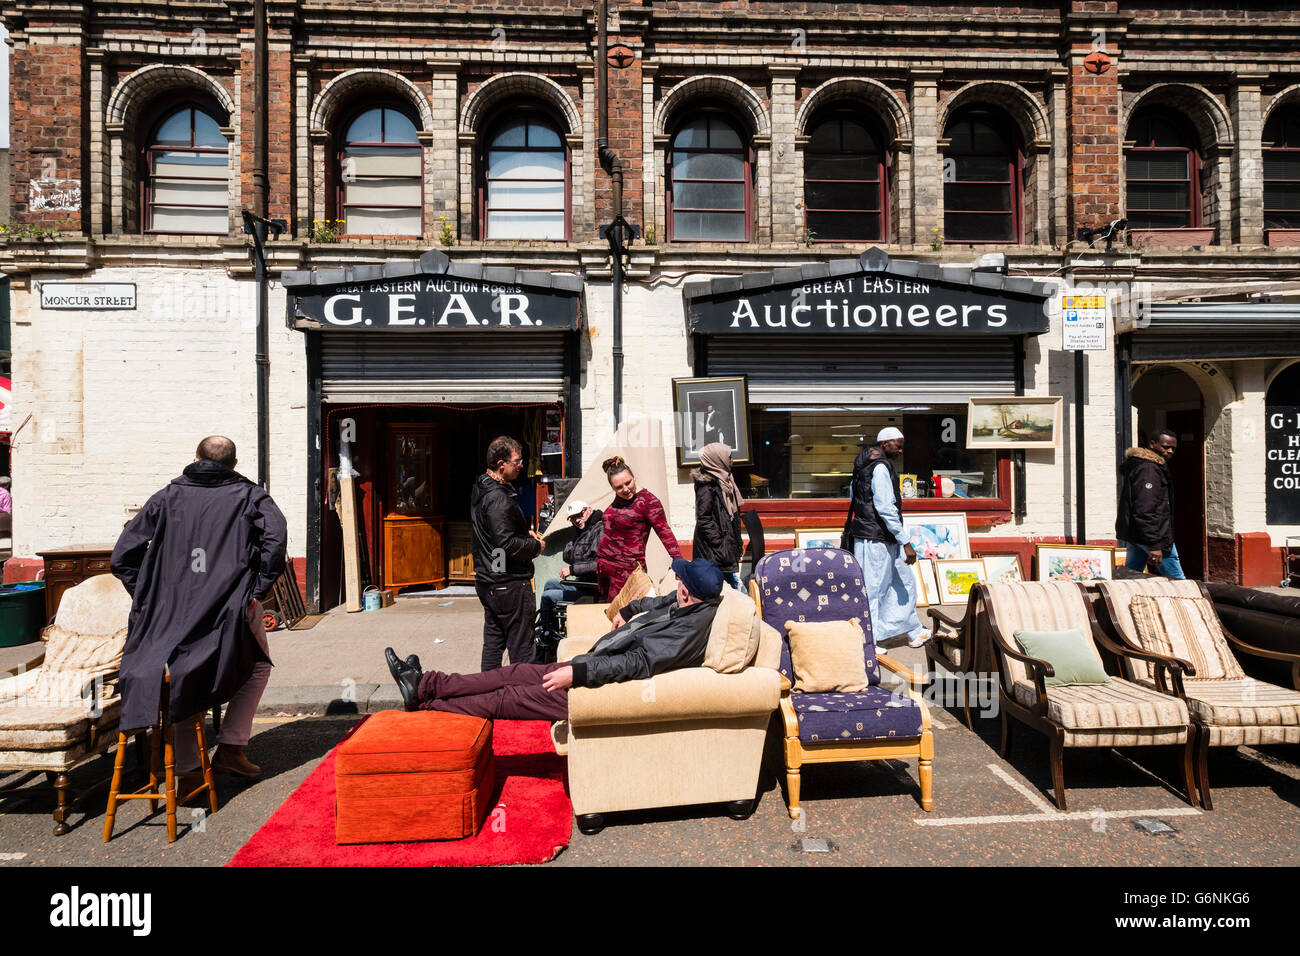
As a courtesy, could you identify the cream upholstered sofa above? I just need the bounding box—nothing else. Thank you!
[553,589,782,834]
[0,575,133,834]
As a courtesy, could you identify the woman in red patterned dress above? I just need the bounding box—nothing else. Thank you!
[596,456,683,600]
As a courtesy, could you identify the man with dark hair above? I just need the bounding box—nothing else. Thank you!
[1118,428,1184,579]
[111,436,287,788]
[472,434,544,669]
[385,557,725,720]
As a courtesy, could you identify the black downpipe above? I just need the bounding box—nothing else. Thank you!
[597,0,627,426]
[253,0,270,487]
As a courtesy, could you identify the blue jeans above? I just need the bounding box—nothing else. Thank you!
[539,578,585,623]
[725,572,741,590]
[1125,542,1186,580]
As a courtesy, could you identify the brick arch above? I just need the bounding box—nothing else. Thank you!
[939,81,1050,147]
[1124,83,1233,150]
[310,69,435,133]
[459,73,581,134]
[1263,84,1300,129]
[796,77,911,142]
[106,65,235,126]
[654,75,771,137]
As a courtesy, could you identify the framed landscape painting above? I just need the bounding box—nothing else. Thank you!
[935,559,988,602]
[1036,544,1114,583]
[980,553,1025,584]
[902,513,971,562]
[795,529,841,550]
[966,397,1062,450]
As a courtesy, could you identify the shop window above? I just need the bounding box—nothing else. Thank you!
[1264,109,1300,229]
[746,407,1002,502]
[1126,110,1202,229]
[479,110,569,240]
[804,108,887,242]
[337,105,423,237]
[141,104,230,235]
[668,112,751,241]
[942,109,1022,243]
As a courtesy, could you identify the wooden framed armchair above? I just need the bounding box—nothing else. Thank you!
[752,548,933,819]
[0,575,133,834]
[979,580,1197,811]
[925,588,986,727]
[1097,578,1300,810]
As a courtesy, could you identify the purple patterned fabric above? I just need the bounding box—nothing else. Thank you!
[754,548,880,687]
[791,687,923,743]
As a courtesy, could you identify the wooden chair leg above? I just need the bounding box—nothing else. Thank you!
[163,720,178,843]
[195,715,218,815]
[1049,731,1067,811]
[784,737,803,820]
[52,773,70,836]
[1197,726,1213,811]
[102,731,131,843]
[919,730,935,811]
[148,725,161,814]
[1180,733,1198,808]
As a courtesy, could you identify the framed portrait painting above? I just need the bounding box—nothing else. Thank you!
[902,513,971,562]
[966,397,1062,450]
[1036,544,1114,583]
[672,376,751,468]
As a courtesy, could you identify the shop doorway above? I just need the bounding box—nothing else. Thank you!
[1132,365,1206,579]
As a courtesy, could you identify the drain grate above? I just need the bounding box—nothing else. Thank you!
[1133,817,1178,836]
[793,837,836,854]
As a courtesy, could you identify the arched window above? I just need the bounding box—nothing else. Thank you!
[1264,109,1300,229]
[804,108,888,242]
[142,103,229,234]
[942,108,1022,243]
[668,112,751,241]
[338,105,422,237]
[479,110,569,240]
[1126,109,1202,229]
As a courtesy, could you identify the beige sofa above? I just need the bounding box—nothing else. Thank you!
[553,591,782,834]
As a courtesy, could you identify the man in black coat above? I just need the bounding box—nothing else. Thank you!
[536,499,603,648]
[111,436,287,778]
[472,435,544,669]
[1117,428,1185,579]
[385,557,725,721]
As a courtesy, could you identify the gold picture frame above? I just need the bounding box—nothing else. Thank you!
[966,396,1063,450]
[935,559,988,602]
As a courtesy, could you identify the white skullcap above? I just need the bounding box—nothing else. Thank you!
[877,426,904,442]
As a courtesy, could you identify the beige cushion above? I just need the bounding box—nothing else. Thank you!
[1011,677,1189,747]
[0,698,121,752]
[785,619,868,693]
[605,566,654,621]
[1170,678,1300,747]
[703,588,761,674]
[29,625,127,704]
[1128,594,1245,682]
[754,621,783,672]
[52,574,132,633]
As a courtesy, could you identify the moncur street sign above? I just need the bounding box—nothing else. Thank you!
[683,248,1052,336]
[282,251,582,332]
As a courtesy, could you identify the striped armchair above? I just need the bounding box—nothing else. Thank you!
[1097,578,1300,810]
[979,581,1197,810]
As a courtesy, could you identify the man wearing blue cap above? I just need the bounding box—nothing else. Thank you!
[384,557,726,721]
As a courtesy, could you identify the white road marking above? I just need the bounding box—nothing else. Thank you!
[0,852,27,861]
[930,717,947,730]
[914,806,1202,827]
[987,763,1059,814]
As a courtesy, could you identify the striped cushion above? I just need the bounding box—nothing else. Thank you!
[1180,678,1300,747]
[1127,594,1244,682]
[985,582,1096,687]
[1096,579,1204,681]
[1012,677,1189,747]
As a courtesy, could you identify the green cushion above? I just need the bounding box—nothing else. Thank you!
[1012,629,1112,687]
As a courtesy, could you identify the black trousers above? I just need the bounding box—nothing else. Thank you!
[476,578,536,670]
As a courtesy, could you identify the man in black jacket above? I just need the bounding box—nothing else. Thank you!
[472,435,545,669]
[537,499,603,647]
[1117,428,1185,579]
[384,557,725,721]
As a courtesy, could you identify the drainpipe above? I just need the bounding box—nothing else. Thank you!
[597,0,626,427]
[252,0,270,486]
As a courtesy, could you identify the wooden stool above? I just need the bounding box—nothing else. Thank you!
[102,671,218,843]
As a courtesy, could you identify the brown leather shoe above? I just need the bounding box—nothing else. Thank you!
[211,745,261,778]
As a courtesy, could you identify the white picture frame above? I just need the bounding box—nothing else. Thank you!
[902,512,971,562]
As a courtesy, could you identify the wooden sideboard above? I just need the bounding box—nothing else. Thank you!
[37,545,116,625]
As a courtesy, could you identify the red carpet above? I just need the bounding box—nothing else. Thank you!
[227,719,571,867]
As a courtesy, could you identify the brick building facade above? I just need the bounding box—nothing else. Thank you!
[3,1,1300,608]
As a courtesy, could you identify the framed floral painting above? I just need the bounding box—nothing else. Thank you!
[1035,544,1113,583]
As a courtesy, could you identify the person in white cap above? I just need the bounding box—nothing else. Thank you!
[536,498,604,658]
[846,426,930,649]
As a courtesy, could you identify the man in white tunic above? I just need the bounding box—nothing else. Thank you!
[849,427,930,650]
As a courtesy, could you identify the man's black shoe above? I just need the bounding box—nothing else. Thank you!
[385,647,422,712]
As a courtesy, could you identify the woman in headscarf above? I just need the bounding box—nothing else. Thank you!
[692,442,745,589]
[596,456,683,600]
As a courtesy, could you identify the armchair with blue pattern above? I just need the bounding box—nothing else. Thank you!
[751,548,934,818]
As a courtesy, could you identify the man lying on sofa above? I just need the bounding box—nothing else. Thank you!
[384,557,725,721]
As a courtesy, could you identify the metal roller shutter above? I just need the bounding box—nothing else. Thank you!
[707,334,1016,404]
[320,332,567,403]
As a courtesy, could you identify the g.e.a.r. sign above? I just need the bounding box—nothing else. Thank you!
[1266,403,1300,524]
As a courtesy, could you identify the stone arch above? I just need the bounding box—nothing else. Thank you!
[310,69,435,133]
[459,72,581,135]
[1266,357,1300,392]
[1133,360,1236,413]
[1263,84,1300,129]
[796,77,911,142]
[1124,83,1233,150]
[939,81,1050,148]
[106,64,235,127]
[654,75,771,138]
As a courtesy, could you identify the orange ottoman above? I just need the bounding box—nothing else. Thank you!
[335,710,495,845]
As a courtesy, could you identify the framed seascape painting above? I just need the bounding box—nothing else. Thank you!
[935,559,988,603]
[1036,544,1114,583]
[902,513,971,562]
[966,397,1062,450]
[795,529,842,550]
[672,376,752,468]
[980,552,1025,584]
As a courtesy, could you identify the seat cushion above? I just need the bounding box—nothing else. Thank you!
[791,687,923,743]
[1011,677,1188,747]
[1176,678,1300,747]
[1128,594,1245,682]
[0,698,120,752]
